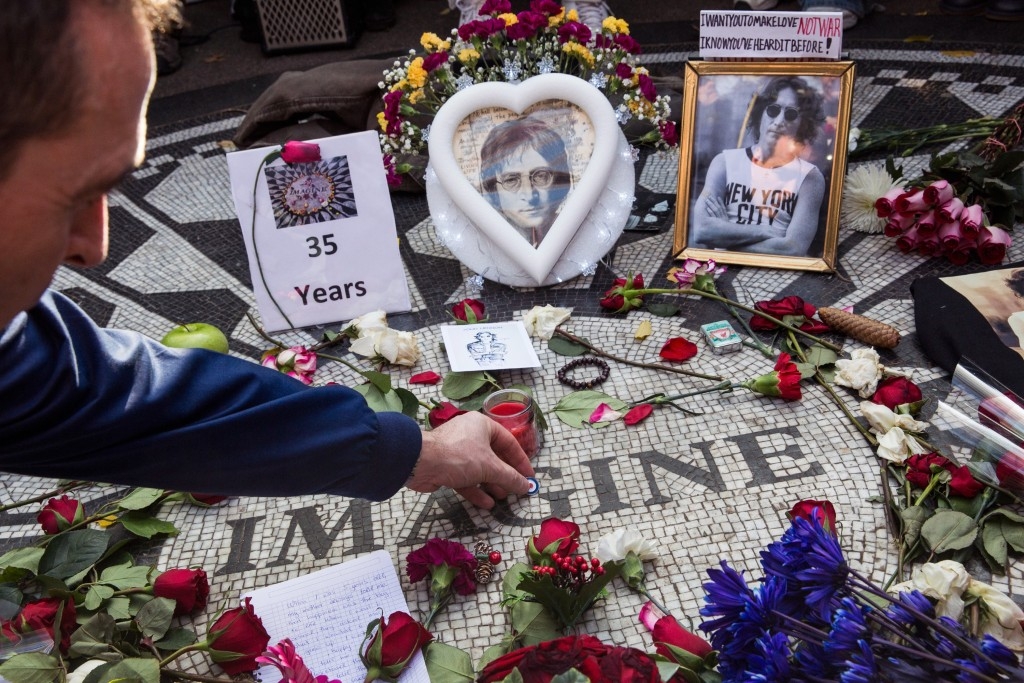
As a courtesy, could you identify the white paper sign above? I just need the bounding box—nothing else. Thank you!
[699,10,843,61]
[440,322,542,372]
[227,131,411,332]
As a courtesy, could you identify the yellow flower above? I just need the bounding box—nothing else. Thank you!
[562,42,595,67]
[392,79,407,92]
[95,514,119,529]
[407,57,427,88]
[602,16,630,34]
[499,12,518,25]
[458,47,480,64]
[548,8,566,26]
[565,8,579,21]
[409,88,425,105]
[376,111,388,132]
[420,32,450,52]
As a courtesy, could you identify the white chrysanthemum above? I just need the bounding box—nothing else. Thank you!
[596,528,658,564]
[841,164,905,234]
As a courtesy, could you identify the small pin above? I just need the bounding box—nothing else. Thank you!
[525,477,540,496]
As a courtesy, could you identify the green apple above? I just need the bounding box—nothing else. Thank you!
[160,322,230,353]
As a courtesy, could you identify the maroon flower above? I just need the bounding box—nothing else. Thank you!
[383,154,402,187]
[659,120,679,146]
[789,500,837,536]
[188,493,228,506]
[637,73,657,102]
[659,337,698,362]
[871,376,923,411]
[451,298,486,323]
[616,63,633,79]
[406,538,479,596]
[37,495,84,535]
[154,568,210,616]
[599,273,645,313]
[507,10,547,39]
[279,141,321,165]
[428,401,466,428]
[530,0,563,14]
[557,20,592,44]
[596,646,660,683]
[422,51,449,72]
[478,635,610,683]
[458,17,507,39]
[361,611,432,682]
[749,295,829,335]
[480,0,512,13]
[528,517,581,564]
[207,597,271,675]
[7,598,77,653]
[612,33,641,53]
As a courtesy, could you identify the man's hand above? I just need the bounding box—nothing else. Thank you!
[407,411,535,509]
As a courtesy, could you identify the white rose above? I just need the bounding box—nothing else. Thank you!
[891,561,970,620]
[834,348,884,397]
[966,580,1024,651]
[860,401,930,435]
[347,309,388,338]
[522,305,572,340]
[596,528,658,564]
[377,329,421,367]
[349,329,384,359]
[876,426,929,464]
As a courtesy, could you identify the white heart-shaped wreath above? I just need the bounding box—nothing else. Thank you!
[426,73,633,287]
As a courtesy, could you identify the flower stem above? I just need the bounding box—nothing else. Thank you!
[422,590,453,631]
[250,153,294,329]
[637,584,669,616]
[722,301,775,359]
[630,381,736,407]
[316,352,374,377]
[552,327,724,381]
[0,482,87,513]
[635,288,843,353]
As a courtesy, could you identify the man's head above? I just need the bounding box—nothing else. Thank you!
[0,1,177,329]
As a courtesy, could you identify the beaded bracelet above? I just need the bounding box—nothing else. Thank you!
[556,357,611,389]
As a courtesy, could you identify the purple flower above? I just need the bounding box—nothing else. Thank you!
[557,20,591,44]
[423,52,449,72]
[457,17,506,40]
[637,73,657,102]
[479,0,512,15]
[530,0,563,14]
[407,538,478,596]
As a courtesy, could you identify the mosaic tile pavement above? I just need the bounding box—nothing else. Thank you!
[3,45,1024,677]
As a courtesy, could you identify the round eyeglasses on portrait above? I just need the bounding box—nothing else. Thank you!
[495,168,565,193]
[765,103,800,122]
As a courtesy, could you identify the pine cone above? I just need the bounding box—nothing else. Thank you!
[818,307,900,349]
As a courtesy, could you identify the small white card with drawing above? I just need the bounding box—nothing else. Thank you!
[226,131,411,333]
[244,550,428,682]
[440,321,542,372]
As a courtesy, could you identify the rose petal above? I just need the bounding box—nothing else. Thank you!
[659,337,698,362]
[623,404,654,425]
[409,371,442,385]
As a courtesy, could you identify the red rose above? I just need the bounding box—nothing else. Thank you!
[871,376,923,411]
[207,597,271,675]
[659,337,698,362]
[979,392,1024,445]
[788,500,837,536]
[749,295,829,335]
[905,453,949,490]
[744,353,802,401]
[651,613,713,660]
[361,611,432,681]
[188,493,228,506]
[153,568,210,616]
[478,635,609,683]
[451,298,486,323]
[948,464,983,498]
[36,495,84,535]
[527,517,581,564]
[597,646,660,683]
[279,140,321,164]
[599,274,645,313]
[427,401,466,428]
[8,598,77,653]
[996,451,1024,491]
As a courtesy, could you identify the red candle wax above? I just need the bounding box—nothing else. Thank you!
[485,401,539,458]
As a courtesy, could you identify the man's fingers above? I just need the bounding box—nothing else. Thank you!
[456,485,495,510]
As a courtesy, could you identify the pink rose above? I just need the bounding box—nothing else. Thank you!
[874,186,904,218]
[915,209,938,236]
[895,225,920,253]
[960,203,985,238]
[977,225,1012,265]
[947,238,975,266]
[280,141,321,165]
[937,220,963,252]
[923,179,954,206]
[895,188,928,214]
[938,196,964,222]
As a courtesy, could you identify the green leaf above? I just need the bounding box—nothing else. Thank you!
[117,488,164,511]
[509,601,562,645]
[443,371,491,400]
[900,505,931,549]
[982,508,1024,553]
[118,511,179,539]
[478,634,520,670]
[547,336,589,357]
[38,529,108,580]
[793,362,817,380]
[647,303,680,317]
[423,641,475,683]
[0,584,22,620]
[362,370,393,394]
[99,562,153,590]
[515,562,621,631]
[551,670,590,683]
[106,596,132,620]
[394,387,422,419]
[154,627,198,651]
[552,391,627,428]
[0,547,44,574]
[981,518,1009,569]
[0,652,61,683]
[921,509,978,553]
[97,658,160,683]
[803,345,837,368]
[352,383,405,412]
[83,584,115,611]
[68,612,116,659]
[135,597,175,641]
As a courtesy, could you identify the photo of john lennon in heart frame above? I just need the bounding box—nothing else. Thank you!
[452,100,595,248]
[673,60,855,272]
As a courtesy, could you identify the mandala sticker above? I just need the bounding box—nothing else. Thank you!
[264,155,358,229]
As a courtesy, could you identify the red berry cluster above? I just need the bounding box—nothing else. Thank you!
[532,552,605,593]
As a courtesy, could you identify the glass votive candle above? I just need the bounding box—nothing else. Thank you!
[482,389,541,458]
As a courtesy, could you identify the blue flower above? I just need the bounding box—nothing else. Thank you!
[700,561,755,634]
[839,640,877,683]
[826,597,869,659]
[884,589,935,630]
[740,632,791,683]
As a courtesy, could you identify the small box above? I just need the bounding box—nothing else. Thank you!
[700,321,743,354]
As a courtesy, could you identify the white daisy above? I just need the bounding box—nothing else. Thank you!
[841,164,905,234]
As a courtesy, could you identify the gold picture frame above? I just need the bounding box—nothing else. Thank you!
[673,60,855,272]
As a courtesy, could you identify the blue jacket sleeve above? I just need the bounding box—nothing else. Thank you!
[0,290,422,500]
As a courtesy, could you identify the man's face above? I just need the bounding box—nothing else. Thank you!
[758,86,801,156]
[490,149,568,239]
[0,4,155,329]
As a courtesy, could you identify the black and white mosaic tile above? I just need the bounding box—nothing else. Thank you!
[4,46,1024,676]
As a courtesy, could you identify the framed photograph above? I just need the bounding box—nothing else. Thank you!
[672,60,856,272]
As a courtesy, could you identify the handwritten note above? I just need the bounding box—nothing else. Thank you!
[244,550,428,682]
[699,10,844,61]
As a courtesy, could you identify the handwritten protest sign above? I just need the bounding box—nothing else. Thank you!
[699,10,843,61]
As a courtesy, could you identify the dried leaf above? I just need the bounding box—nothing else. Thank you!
[634,320,653,340]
